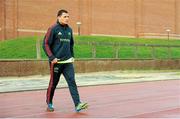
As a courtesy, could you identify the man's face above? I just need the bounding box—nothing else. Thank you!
[58,13,69,25]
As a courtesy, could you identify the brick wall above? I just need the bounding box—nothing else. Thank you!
[0,0,180,40]
[0,0,5,40]
[0,59,180,76]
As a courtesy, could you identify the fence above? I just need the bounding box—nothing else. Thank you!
[36,40,180,60]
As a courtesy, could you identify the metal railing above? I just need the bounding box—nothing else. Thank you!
[74,41,180,59]
[36,40,180,59]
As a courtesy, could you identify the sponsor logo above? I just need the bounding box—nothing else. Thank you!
[60,38,70,42]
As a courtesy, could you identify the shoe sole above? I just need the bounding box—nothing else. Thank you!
[47,108,54,112]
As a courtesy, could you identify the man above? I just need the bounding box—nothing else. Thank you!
[43,9,88,112]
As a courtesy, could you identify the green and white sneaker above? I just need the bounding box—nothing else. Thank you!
[75,102,88,112]
[47,103,54,112]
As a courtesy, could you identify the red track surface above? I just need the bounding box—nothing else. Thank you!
[0,80,180,118]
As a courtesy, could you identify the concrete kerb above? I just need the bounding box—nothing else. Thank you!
[0,70,179,93]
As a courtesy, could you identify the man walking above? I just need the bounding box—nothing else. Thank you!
[43,9,88,112]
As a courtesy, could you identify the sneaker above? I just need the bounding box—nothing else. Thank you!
[47,103,54,112]
[75,102,88,112]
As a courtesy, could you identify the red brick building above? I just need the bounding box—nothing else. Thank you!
[0,0,180,40]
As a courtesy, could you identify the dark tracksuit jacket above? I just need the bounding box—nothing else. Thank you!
[43,21,74,62]
[43,21,80,106]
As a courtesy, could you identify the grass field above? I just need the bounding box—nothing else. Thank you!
[0,36,180,59]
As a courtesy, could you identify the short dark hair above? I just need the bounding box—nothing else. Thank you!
[57,9,68,16]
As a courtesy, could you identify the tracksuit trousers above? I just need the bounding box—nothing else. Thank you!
[46,63,80,107]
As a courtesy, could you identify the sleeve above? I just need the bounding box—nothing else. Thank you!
[42,27,56,61]
[70,29,74,57]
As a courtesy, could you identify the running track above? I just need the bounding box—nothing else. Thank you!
[0,80,180,118]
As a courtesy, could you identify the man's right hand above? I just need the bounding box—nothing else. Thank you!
[51,58,58,64]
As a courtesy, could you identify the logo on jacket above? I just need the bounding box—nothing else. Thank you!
[58,32,62,36]
[68,32,71,36]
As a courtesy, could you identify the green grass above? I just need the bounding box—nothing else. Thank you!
[74,45,92,58]
[74,35,180,45]
[0,36,180,59]
[0,37,37,59]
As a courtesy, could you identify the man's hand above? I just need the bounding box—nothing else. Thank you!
[51,58,58,64]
